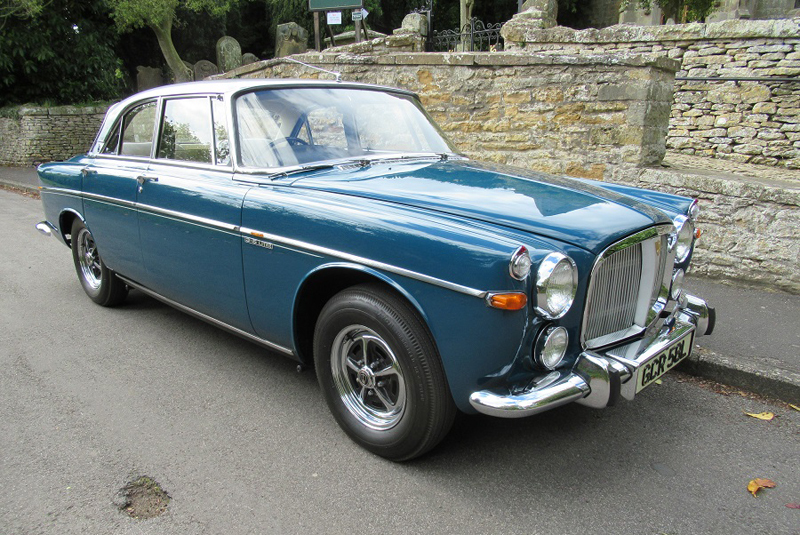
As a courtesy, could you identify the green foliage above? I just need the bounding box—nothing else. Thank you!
[0,0,125,105]
[105,0,237,31]
[625,0,717,22]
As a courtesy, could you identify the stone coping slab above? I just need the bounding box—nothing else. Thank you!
[219,51,680,79]
[502,16,800,45]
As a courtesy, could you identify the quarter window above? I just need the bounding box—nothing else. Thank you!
[158,97,213,163]
[119,102,156,158]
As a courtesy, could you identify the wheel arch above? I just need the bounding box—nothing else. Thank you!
[58,209,85,248]
[292,263,432,366]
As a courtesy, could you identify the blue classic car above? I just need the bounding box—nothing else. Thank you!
[36,79,715,460]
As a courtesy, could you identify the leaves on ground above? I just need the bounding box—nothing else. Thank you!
[747,478,776,497]
[786,503,800,509]
[744,411,775,421]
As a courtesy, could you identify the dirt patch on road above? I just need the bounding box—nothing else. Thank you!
[114,476,170,519]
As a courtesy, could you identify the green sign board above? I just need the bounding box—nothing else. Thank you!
[308,0,362,11]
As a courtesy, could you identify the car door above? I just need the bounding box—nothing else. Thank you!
[136,95,253,333]
[81,100,156,282]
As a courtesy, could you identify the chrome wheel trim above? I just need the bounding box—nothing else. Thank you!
[76,228,102,291]
[331,325,407,431]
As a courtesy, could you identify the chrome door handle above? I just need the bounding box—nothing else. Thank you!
[81,168,96,177]
[136,175,159,185]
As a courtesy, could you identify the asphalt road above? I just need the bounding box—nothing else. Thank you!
[2,189,798,534]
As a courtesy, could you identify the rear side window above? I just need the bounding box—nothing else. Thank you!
[118,102,157,158]
[158,97,213,164]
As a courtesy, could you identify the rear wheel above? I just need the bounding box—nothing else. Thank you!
[314,284,456,461]
[70,219,128,307]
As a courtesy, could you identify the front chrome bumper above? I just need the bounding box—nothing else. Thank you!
[469,293,715,418]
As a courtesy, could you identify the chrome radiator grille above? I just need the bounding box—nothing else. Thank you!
[582,226,673,349]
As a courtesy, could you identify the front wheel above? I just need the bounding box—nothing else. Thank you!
[314,284,456,461]
[70,219,128,307]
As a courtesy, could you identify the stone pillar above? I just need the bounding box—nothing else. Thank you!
[514,0,558,29]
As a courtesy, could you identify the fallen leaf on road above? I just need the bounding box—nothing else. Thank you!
[744,411,775,420]
[786,503,800,509]
[789,404,800,412]
[747,478,776,497]
[654,379,663,385]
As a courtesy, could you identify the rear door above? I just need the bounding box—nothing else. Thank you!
[82,100,156,282]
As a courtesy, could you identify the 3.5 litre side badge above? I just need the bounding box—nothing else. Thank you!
[244,236,274,250]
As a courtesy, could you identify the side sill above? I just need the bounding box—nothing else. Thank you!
[118,275,297,359]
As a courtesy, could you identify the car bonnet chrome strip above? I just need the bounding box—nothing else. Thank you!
[43,187,488,300]
[240,226,487,299]
[118,276,295,356]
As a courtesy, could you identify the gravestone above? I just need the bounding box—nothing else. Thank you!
[194,60,218,80]
[275,22,309,57]
[216,36,242,72]
[242,53,259,65]
[136,66,163,91]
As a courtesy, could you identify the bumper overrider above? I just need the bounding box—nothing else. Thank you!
[469,294,716,418]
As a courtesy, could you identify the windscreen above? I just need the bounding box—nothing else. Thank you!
[235,87,458,168]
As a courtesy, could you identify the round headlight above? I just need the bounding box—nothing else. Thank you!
[535,326,569,370]
[535,253,578,319]
[509,246,532,280]
[672,215,694,263]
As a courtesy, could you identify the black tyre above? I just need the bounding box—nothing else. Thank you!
[70,219,128,307]
[314,284,456,461]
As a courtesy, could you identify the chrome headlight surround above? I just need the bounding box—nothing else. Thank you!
[670,215,694,263]
[535,252,578,320]
[534,326,569,370]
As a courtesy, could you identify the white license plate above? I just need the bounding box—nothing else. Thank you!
[636,331,694,393]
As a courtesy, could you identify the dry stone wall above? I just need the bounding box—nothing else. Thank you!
[501,17,800,169]
[224,51,678,180]
[0,105,107,166]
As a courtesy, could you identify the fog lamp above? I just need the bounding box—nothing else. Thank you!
[535,326,569,370]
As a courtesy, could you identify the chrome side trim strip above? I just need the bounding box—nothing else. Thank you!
[137,203,240,234]
[118,276,295,357]
[82,191,137,210]
[43,187,488,299]
[239,226,486,299]
[39,186,83,197]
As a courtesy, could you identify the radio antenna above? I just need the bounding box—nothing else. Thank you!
[282,57,342,82]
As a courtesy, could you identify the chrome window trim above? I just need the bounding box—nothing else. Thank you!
[118,275,295,356]
[581,224,675,349]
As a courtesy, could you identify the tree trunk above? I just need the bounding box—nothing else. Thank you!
[149,17,193,84]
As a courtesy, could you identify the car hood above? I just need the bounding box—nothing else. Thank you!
[289,159,673,253]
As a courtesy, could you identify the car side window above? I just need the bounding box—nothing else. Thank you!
[119,102,156,158]
[211,97,231,166]
[157,97,213,164]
